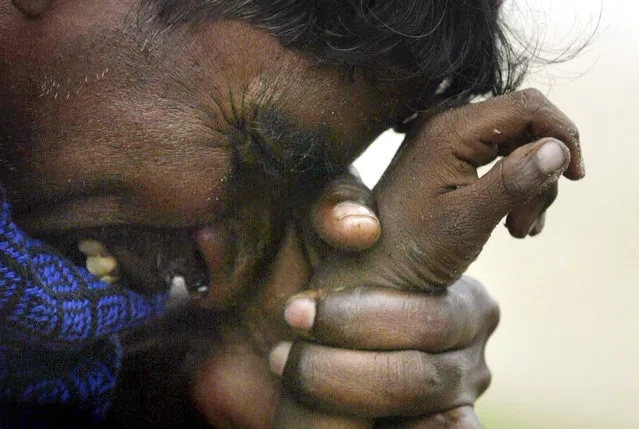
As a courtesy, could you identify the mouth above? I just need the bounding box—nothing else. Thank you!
[37,225,213,296]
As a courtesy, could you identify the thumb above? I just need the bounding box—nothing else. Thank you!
[311,169,380,252]
[446,138,570,240]
[417,138,570,288]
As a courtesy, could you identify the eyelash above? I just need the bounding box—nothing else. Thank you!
[232,129,285,181]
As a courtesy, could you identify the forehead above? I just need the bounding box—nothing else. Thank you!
[0,1,419,178]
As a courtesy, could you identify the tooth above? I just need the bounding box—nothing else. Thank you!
[99,275,120,284]
[86,256,118,277]
[78,239,106,257]
[169,276,188,297]
[171,276,186,289]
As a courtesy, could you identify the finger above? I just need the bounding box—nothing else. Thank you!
[11,0,53,17]
[375,406,482,429]
[529,211,546,236]
[280,344,484,417]
[274,391,372,429]
[312,171,380,251]
[504,182,558,238]
[401,139,569,287]
[283,277,499,352]
[441,138,569,248]
[433,88,584,180]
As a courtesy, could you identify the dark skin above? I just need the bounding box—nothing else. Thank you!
[273,89,582,428]
[1,0,585,427]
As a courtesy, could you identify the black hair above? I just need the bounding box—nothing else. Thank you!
[137,0,527,107]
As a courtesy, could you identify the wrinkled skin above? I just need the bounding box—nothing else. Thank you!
[1,1,585,428]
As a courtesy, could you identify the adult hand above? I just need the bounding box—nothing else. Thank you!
[310,88,584,294]
[190,170,383,428]
[273,277,498,429]
[273,88,585,427]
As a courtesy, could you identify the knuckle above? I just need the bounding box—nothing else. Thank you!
[460,275,487,296]
[420,299,461,351]
[517,88,548,114]
[382,352,449,413]
[476,363,493,396]
[517,88,581,145]
[460,276,499,334]
[419,355,460,405]
[436,354,466,403]
[486,297,501,334]
[558,118,581,145]
[518,88,554,132]
[569,125,581,143]
[427,107,465,144]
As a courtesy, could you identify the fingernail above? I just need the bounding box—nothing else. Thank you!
[284,297,316,331]
[333,201,376,222]
[269,342,292,376]
[536,139,568,174]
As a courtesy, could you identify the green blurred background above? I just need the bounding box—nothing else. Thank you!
[355,1,638,428]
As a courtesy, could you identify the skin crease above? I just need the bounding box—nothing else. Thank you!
[0,1,586,428]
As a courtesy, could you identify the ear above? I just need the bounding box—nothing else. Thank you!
[11,0,53,17]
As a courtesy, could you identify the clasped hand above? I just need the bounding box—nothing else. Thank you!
[269,89,584,428]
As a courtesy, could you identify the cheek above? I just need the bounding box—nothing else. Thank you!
[124,146,233,224]
[2,90,233,226]
[193,341,279,429]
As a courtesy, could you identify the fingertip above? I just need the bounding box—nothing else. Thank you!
[535,138,570,175]
[269,342,293,377]
[323,201,381,251]
[504,214,531,239]
[284,297,316,332]
[529,213,546,237]
[564,140,586,180]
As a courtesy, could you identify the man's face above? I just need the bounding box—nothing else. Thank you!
[0,0,423,303]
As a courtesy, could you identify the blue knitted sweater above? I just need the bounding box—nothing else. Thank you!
[0,190,168,425]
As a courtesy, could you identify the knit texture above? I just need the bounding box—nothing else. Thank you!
[0,190,168,423]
